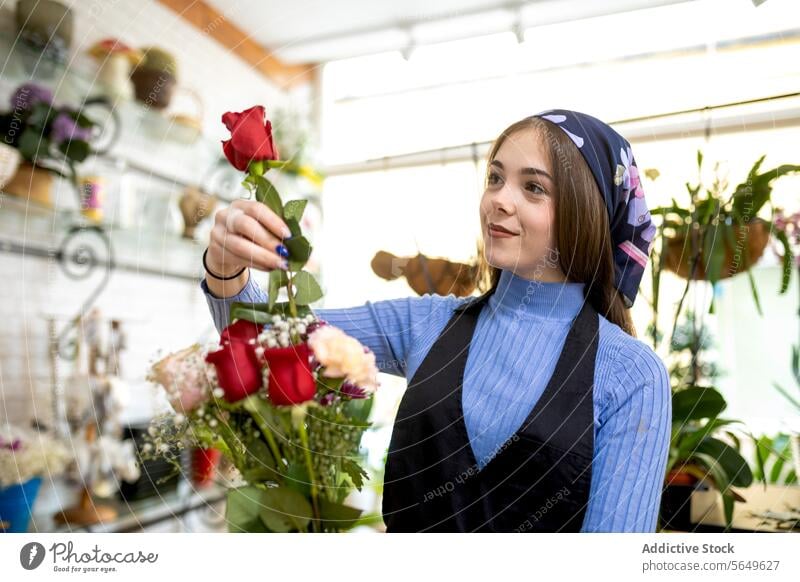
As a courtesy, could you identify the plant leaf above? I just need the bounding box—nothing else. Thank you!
[696,437,753,488]
[252,175,284,219]
[284,199,308,223]
[226,486,270,533]
[258,486,313,532]
[230,301,272,324]
[292,270,323,305]
[672,386,726,424]
[319,498,363,532]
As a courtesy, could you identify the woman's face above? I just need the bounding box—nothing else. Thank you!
[479,129,566,282]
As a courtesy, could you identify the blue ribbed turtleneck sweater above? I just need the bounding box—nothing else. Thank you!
[202,269,671,532]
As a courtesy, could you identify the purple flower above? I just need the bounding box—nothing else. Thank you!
[318,392,338,406]
[51,112,92,144]
[10,83,53,112]
[0,437,22,451]
[340,381,368,399]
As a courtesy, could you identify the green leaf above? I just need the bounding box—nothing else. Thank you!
[285,217,302,237]
[672,387,726,424]
[285,462,311,497]
[319,498,363,532]
[284,235,312,267]
[343,397,373,423]
[252,175,284,219]
[284,199,307,223]
[18,128,45,161]
[230,301,272,324]
[242,437,279,481]
[258,486,313,532]
[696,437,753,487]
[702,223,725,283]
[226,486,269,533]
[271,301,312,319]
[242,395,289,442]
[59,138,90,162]
[676,418,739,460]
[341,458,369,491]
[292,270,323,305]
[745,264,763,316]
[268,269,289,311]
[774,229,794,294]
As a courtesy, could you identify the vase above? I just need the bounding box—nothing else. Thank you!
[3,162,54,207]
[0,144,21,190]
[0,477,43,533]
[96,53,135,102]
[663,218,771,281]
[191,447,221,488]
[178,186,217,239]
[15,0,73,75]
[78,176,105,222]
[131,69,177,110]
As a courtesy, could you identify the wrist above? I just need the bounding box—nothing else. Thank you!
[204,248,244,279]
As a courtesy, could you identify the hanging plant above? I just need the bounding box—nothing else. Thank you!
[651,150,800,318]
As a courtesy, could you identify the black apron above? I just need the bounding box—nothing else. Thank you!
[382,286,599,532]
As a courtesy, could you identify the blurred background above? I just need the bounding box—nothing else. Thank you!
[0,0,799,533]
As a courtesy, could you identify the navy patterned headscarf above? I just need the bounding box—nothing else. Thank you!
[529,109,657,308]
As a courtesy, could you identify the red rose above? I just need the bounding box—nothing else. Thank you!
[262,342,316,406]
[205,340,263,402]
[221,105,279,171]
[221,319,262,345]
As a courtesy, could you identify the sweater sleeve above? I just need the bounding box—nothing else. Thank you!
[581,340,672,532]
[201,275,461,378]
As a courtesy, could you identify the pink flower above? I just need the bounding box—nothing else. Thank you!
[149,345,211,413]
[307,325,379,394]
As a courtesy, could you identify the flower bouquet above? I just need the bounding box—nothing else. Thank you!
[144,106,380,533]
[0,425,72,532]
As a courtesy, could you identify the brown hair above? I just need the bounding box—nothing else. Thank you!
[475,116,635,336]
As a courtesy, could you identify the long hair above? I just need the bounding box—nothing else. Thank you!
[475,116,635,336]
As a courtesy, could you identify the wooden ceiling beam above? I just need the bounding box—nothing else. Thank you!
[157,0,316,89]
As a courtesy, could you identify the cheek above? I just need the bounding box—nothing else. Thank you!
[519,201,556,238]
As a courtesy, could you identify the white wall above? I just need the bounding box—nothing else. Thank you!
[0,0,309,427]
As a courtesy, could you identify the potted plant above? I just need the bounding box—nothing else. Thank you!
[0,425,71,532]
[0,83,101,207]
[87,39,143,102]
[660,312,756,531]
[130,46,178,110]
[651,151,800,319]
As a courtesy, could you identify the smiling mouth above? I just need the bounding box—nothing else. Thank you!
[488,223,519,235]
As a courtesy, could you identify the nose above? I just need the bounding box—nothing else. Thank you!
[490,181,516,216]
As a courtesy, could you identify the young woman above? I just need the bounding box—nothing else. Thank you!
[200,110,671,533]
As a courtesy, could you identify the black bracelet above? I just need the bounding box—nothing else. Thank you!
[203,248,246,281]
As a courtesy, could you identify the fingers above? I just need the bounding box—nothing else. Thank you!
[210,225,287,272]
[231,199,292,241]
[225,207,282,251]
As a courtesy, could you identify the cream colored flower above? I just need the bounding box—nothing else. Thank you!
[307,325,379,392]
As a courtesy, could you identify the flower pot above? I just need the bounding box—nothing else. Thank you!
[178,186,216,239]
[0,477,42,533]
[191,447,221,487]
[96,53,135,101]
[3,162,54,207]
[663,218,770,281]
[15,0,72,75]
[130,68,177,110]
[0,144,21,189]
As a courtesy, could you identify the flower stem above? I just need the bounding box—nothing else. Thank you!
[297,418,320,532]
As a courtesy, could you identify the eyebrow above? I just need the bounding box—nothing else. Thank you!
[490,160,553,182]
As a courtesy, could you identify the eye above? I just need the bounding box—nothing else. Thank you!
[524,181,546,195]
[486,171,503,187]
